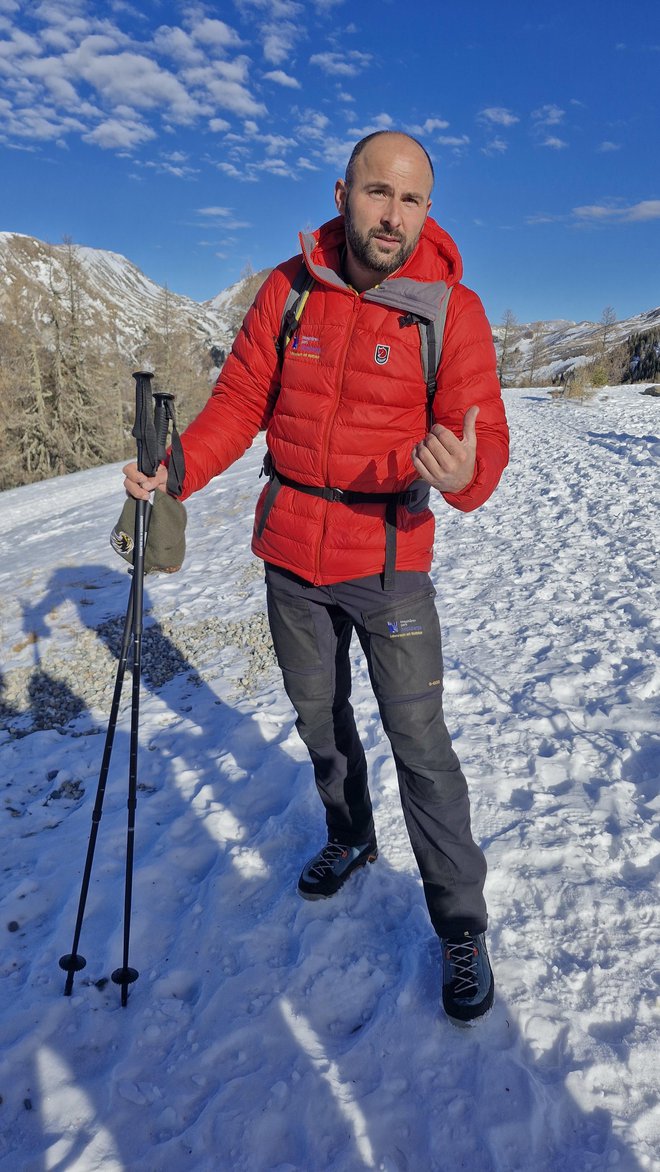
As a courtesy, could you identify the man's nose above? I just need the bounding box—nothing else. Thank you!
[381,198,403,229]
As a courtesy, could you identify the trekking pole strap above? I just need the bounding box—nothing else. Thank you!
[152,391,185,497]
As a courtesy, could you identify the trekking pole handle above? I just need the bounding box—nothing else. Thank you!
[132,371,157,478]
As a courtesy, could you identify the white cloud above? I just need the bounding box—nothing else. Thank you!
[261,132,298,155]
[252,156,292,176]
[1,27,42,54]
[56,44,200,122]
[411,117,450,135]
[83,115,155,148]
[233,0,303,19]
[261,23,298,65]
[478,107,519,127]
[216,160,259,181]
[33,4,91,33]
[206,78,266,117]
[348,113,394,136]
[189,18,243,50]
[573,200,660,223]
[309,50,371,76]
[526,212,565,225]
[532,103,564,125]
[153,26,204,67]
[597,140,621,152]
[436,134,470,148]
[195,207,250,227]
[308,133,357,169]
[144,158,199,178]
[295,109,330,140]
[542,136,568,149]
[0,6,272,155]
[185,65,266,118]
[481,136,508,155]
[212,56,252,84]
[232,0,301,63]
[263,69,300,88]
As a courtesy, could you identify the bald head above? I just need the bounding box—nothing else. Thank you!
[345,131,434,195]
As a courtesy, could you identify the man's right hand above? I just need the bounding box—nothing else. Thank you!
[123,461,169,500]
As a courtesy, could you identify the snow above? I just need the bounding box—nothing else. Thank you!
[0,386,658,1172]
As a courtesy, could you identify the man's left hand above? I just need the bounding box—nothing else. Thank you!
[411,405,479,494]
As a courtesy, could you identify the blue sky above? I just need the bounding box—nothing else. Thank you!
[0,0,658,324]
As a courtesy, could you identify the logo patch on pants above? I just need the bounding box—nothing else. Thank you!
[387,617,423,638]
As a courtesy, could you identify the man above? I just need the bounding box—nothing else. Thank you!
[124,131,509,1026]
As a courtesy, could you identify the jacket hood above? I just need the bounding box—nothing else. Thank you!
[300,214,463,289]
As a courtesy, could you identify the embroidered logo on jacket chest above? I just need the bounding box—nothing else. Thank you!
[291,332,321,358]
[374,344,390,365]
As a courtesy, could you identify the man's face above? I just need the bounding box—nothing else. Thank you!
[335,135,433,284]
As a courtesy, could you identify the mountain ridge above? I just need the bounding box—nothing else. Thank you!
[1,231,659,386]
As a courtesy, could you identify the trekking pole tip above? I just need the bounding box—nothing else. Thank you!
[111,966,139,1006]
[59,952,87,996]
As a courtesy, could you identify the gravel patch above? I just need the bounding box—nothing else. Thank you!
[1,610,278,738]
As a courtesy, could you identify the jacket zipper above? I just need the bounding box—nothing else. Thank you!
[314,292,361,583]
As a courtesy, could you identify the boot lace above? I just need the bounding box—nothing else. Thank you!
[307,842,349,880]
[445,938,479,997]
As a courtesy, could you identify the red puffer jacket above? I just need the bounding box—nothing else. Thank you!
[177,215,509,585]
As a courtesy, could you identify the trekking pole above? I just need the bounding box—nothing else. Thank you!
[59,373,169,1000]
[110,371,166,1006]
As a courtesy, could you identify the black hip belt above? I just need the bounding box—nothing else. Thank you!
[256,459,430,590]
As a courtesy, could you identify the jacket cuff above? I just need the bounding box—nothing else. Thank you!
[440,460,480,511]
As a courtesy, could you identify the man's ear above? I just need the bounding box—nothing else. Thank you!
[334,178,347,215]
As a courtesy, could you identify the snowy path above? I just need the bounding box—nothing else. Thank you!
[0,387,658,1171]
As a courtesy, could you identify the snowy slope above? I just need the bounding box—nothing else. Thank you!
[0,232,238,359]
[492,307,660,386]
[0,387,658,1172]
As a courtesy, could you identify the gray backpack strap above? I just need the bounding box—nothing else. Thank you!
[417,285,452,428]
[276,265,316,364]
[260,264,315,479]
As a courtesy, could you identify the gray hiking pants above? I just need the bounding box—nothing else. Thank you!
[265,564,488,937]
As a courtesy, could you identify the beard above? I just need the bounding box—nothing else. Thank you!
[344,198,416,276]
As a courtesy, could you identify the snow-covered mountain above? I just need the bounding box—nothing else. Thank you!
[0,232,269,365]
[1,231,659,385]
[492,307,660,386]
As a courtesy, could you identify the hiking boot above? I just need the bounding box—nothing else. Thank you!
[297,839,378,900]
[441,931,494,1026]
